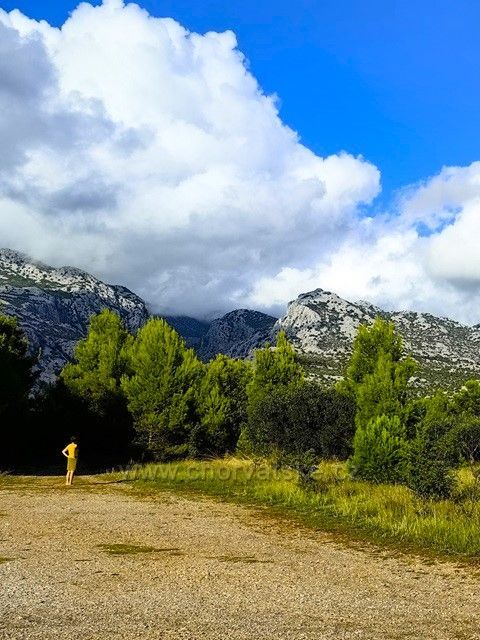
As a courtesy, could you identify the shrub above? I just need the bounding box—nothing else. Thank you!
[243,382,356,464]
[0,315,36,467]
[447,414,480,464]
[348,414,409,484]
[407,394,457,499]
[243,331,304,455]
[408,443,453,499]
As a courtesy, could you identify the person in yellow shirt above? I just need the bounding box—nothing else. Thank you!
[62,437,78,486]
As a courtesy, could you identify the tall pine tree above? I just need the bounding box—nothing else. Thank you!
[343,318,415,483]
[241,331,303,455]
[0,315,35,466]
[193,354,252,456]
[62,309,130,408]
[121,318,203,460]
[60,309,133,466]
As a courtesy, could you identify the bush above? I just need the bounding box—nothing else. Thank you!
[192,355,251,457]
[407,394,457,499]
[408,443,453,499]
[348,414,409,484]
[0,315,36,468]
[448,414,480,464]
[243,382,356,464]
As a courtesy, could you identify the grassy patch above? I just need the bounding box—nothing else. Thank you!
[124,458,480,561]
[210,555,272,564]
[97,543,179,555]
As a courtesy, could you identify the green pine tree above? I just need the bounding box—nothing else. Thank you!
[349,414,409,483]
[242,331,303,455]
[121,318,203,459]
[355,350,416,430]
[60,309,134,465]
[193,354,252,456]
[339,317,405,398]
[0,315,35,466]
[61,309,130,410]
[0,314,34,410]
[344,318,415,483]
[407,392,456,498]
[247,331,303,403]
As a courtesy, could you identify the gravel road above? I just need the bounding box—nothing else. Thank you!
[0,476,479,640]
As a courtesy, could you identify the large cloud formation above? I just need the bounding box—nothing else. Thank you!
[0,1,479,323]
[0,0,379,316]
[252,162,480,323]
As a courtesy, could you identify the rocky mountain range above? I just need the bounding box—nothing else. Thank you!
[2,248,480,391]
[273,289,480,390]
[195,309,277,361]
[170,288,480,390]
[0,249,149,383]
[162,310,277,360]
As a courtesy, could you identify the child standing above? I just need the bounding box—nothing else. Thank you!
[62,437,78,486]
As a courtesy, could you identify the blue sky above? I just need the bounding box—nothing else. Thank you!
[3,0,480,202]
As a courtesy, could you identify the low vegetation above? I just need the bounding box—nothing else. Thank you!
[97,543,173,555]
[126,458,480,559]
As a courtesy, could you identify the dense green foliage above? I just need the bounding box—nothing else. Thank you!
[0,315,34,412]
[343,319,415,484]
[36,310,135,468]
[192,355,251,457]
[340,319,405,395]
[121,318,203,460]
[245,382,355,466]
[240,331,304,455]
[407,393,456,498]
[0,315,35,465]
[246,331,303,401]
[342,317,480,499]
[349,414,409,484]
[61,309,130,408]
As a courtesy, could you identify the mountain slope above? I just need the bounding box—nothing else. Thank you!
[197,309,277,361]
[0,249,149,383]
[161,315,211,348]
[273,289,480,390]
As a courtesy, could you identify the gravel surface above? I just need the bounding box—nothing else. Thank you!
[0,476,479,640]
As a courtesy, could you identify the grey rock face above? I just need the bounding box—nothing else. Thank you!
[197,309,277,362]
[272,288,480,390]
[0,249,149,384]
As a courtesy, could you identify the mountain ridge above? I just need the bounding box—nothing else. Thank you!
[0,249,149,383]
[2,249,480,391]
[272,288,480,389]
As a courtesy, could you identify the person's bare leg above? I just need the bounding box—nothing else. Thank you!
[65,471,69,486]
[69,471,75,486]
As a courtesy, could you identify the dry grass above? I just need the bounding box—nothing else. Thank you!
[125,458,480,559]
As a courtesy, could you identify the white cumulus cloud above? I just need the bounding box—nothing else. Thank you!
[250,162,480,324]
[0,0,379,317]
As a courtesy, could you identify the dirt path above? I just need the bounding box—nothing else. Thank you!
[0,476,479,640]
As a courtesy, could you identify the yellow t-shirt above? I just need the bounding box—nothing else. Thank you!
[66,443,78,459]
